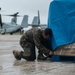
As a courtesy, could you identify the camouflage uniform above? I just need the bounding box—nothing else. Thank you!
[19,28,51,61]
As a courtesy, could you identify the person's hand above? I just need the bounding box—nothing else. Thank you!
[49,51,54,56]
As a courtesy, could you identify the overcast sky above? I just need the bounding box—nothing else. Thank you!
[0,0,53,24]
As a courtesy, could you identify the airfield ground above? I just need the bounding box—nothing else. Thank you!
[0,35,75,75]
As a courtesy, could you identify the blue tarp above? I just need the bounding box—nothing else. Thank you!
[48,0,75,51]
[53,0,75,1]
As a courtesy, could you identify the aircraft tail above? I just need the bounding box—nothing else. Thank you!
[32,10,40,27]
[21,15,28,28]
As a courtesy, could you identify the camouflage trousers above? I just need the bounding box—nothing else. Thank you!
[20,38,36,61]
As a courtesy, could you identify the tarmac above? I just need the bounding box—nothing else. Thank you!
[0,35,75,75]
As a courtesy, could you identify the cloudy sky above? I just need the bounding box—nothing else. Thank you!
[0,0,53,24]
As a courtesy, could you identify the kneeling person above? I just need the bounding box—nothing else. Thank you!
[13,28,53,61]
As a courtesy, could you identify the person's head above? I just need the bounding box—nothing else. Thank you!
[42,28,52,39]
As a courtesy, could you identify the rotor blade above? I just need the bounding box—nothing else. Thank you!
[0,14,3,28]
[2,14,22,17]
[0,7,6,12]
[0,8,1,10]
[13,12,19,16]
[38,10,40,25]
[2,12,19,17]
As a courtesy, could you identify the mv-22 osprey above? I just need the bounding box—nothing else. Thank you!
[0,12,28,35]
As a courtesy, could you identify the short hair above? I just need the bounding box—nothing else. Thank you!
[44,28,52,37]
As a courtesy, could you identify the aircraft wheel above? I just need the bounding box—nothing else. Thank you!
[1,32,5,35]
[10,33,13,35]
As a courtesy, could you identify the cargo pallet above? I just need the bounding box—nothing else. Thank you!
[52,55,75,62]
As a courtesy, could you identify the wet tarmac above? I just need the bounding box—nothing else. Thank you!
[0,35,75,75]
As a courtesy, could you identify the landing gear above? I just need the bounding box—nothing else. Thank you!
[10,33,13,35]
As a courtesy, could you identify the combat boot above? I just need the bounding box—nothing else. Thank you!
[13,50,23,60]
[37,53,47,60]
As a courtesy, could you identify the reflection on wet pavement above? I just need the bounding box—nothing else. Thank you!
[0,35,75,75]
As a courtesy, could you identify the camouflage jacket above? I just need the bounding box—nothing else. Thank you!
[20,28,51,55]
